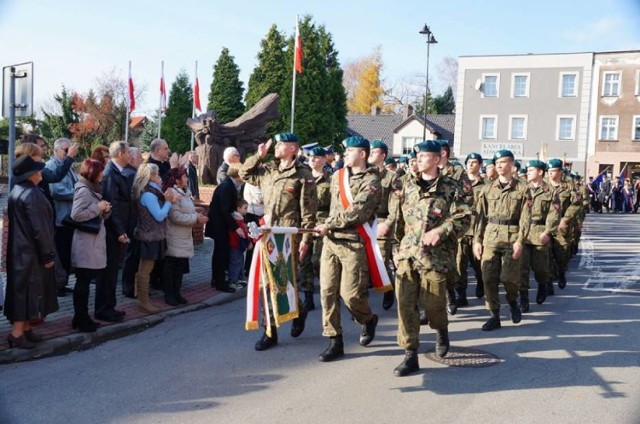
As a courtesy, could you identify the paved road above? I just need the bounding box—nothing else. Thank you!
[0,214,639,424]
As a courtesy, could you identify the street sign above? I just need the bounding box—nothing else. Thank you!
[2,62,34,117]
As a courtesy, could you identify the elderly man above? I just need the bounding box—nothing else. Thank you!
[147,138,171,181]
[217,146,241,185]
[121,145,143,298]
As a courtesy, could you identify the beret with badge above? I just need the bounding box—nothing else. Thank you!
[526,159,548,171]
[548,158,563,169]
[465,152,483,164]
[342,136,370,150]
[370,139,388,154]
[413,140,442,154]
[308,147,327,157]
[492,149,514,164]
[275,133,300,143]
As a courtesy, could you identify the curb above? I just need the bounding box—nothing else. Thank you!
[0,289,246,365]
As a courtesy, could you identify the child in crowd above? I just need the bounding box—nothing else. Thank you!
[228,199,253,289]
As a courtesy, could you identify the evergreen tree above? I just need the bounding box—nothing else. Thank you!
[431,85,456,114]
[138,112,159,152]
[319,26,348,144]
[207,47,245,124]
[41,86,77,142]
[161,70,194,153]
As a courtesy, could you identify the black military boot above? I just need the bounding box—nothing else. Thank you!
[519,290,530,313]
[318,335,344,362]
[435,328,450,358]
[290,308,308,338]
[359,314,379,346]
[446,288,457,315]
[558,272,567,289]
[455,287,468,307]
[508,301,522,324]
[536,284,547,305]
[482,310,501,331]
[419,308,429,326]
[475,277,485,298]
[303,291,315,311]
[255,328,278,351]
[546,281,555,296]
[393,349,419,377]
[382,290,395,310]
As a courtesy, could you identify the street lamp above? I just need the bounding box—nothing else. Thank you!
[419,24,437,140]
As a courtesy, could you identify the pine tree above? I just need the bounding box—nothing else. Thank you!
[41,86,77,142]
[208,47,245,124]
[431,86,455,114]
[161,70,194,153]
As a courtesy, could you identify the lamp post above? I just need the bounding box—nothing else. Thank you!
[419,24,437,141]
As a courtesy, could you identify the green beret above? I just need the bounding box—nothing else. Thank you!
[414,140,442,154]
[548,158,563,169]
[324,146,335,155]
[465,153,483,164]
[398,156,408,164]
[384,156,396,165]
[342,136,370,150]
[275,133,300,143]
[518,167,527,175]
[437,140,450,149]
[526,159,548,171]
[492,149,514,164]
[408,151,417,159]
[563,168,569,175]
[514,161,522,170]
[370,140,388,154]
[308,147,327,157]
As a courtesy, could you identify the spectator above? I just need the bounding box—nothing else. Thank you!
[46,137,78,296]
[147,138,172,181]
[132,163,178,313]
[186,151,200,200]
[217,147,240,185]
[242,182,263,276]
[121,146,143,299]
[162,168,208,306]
[91,145,111,166]
[623,179,634,213]
[228,199,252,289]
[634,178,640,213]
[97,141,131,323]
[206,165,242,293]
[5,155,58,349]
[70,159,111,333]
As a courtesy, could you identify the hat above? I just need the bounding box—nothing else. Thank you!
[342,136,370,150]
[526,159,548,171]
[514,161,522,170]
[384,157,396,165]
[437,140,450,149]
[408,151,417,159]
[518,167,527,175]
[308,147,327,157]
[324,146,335,155]
[465,153,483,164]
[398,156,408,164]
[492,149,514,164]
[274,133,300,143]
[413,140,441,154]
[548,158,563,169]
[12,155,45,183]
[370,140,388,154]
[301,142,319,153]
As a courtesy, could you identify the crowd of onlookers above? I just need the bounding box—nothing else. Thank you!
[587,174,640,213]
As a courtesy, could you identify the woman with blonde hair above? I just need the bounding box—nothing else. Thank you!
[132,163,179,313]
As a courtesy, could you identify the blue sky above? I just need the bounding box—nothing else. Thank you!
[1,0,639,117]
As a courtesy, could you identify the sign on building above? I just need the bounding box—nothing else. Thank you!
[481,142,523,158]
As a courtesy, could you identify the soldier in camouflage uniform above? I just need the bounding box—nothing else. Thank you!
[315,136,382,363]
[240,133,318,351]
[455,153,485,306]
[518,160,561,312]
[547,159,583,291]
[369,140,400,310]
[392,141,471,377]
[298,147,332,311]
[473,150,527,331]
[485,163,498,182]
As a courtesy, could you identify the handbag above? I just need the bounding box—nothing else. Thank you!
[62,213,102,234]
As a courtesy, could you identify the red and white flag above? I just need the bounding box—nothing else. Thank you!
[294,19,303,74]
[160,61,167,112]
[194,63,202,113]
[128,62,135,112]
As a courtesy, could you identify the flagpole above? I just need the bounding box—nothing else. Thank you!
[290,16,298,133]
[158,60,164,139]
[191,60,197,152]
[125,61,131,144]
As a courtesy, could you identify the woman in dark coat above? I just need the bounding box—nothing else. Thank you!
[5,154,58,349]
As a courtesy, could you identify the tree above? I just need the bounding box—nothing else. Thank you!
[345,48,384,114]
[161,70,193,153]
[431,86,455,114]
[41,86,77,143]
[318,26,348,143]
[207,47,245,124]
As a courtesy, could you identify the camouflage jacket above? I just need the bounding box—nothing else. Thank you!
[395,173,471,272]
[442,160,474,207]
[314,170,332,224]
[325,165,381,241]
[474,178,528,249]
[462,174,486,238]
[519,181,561,245]
[549,180,583,224]
[240,154,318,245]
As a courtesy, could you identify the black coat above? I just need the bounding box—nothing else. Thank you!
[101,162,131,238]
[216,162,230,185]
[147,156,171,182]
[187,162,199,199]
[205,176,239,238]
[4,181,58,321]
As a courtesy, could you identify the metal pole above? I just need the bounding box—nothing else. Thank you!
[158,60,163,139]
[124,61,131,144]
[422,41,430,141]
[8,67,16,190]
[290,15,299,133]
[190,60,197,152]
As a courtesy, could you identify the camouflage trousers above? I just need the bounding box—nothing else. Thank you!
[320,237,374,337]
[456,236,482,290]
[481,246,521,311]
[298,237,324,292]
[396,260,448,351]
[519,243,552,291]
[551,233,571,279]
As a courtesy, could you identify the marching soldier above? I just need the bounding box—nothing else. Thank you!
[392,140,471,376]
[315,136,383,362]
[474,150,527,331]
[518,160,561,312]
[240,133,318,351]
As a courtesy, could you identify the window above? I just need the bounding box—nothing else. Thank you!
[482,74,499,97]
[512,73,530,97]
[556,115,576,141]
[599,116,619,140]
[602,72,621,97]
[401,137,420,155]
[633,116,640,141]
[559,72,578,97]
[480,115,497,139]
[509,115,527,140]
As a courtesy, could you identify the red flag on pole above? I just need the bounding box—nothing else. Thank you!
[194,66,202,113]
[160,63,167,112]
[128,63,135,112]
[294,20,303,73]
